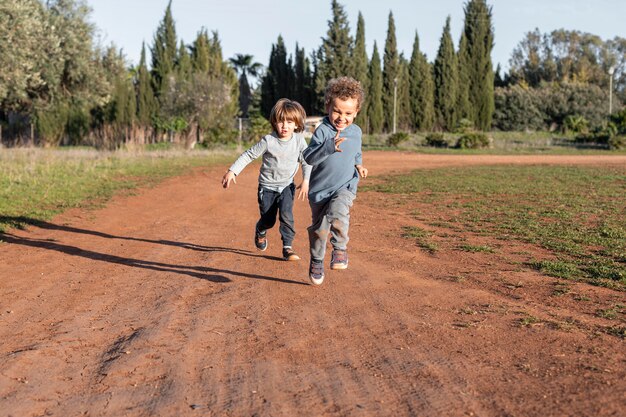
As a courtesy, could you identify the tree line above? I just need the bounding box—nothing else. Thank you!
[1,0,624,148]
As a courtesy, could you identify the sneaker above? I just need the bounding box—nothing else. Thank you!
[282,247,301,261]
[330,249,348,270]
[255,230,267,251]
[309,260,325,285]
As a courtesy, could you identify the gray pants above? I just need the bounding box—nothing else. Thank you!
[308,188,356,261]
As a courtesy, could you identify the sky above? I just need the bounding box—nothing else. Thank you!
[88,0,626,78]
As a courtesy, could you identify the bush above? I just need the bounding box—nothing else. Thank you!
[425,132,448,148]
[608,135,626,150]
[455,132,491,149]
[563,115,589,134]
[387,132,409,147]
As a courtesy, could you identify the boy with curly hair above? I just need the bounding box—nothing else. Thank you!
[302,77,368,285]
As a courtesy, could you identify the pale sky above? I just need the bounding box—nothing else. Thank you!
[88,0,626,78]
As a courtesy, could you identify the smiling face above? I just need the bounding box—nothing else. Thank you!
[276,119,297,139]
[327,97,359,131]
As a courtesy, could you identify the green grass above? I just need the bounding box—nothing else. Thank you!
[0,147,233,232]
[401,226,438,253]
[365,165,626,290]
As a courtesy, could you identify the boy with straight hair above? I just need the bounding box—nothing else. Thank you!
[222,98,311,261]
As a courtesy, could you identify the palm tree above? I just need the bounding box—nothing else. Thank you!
[229,54,263,117]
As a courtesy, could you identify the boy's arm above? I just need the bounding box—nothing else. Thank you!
[222,139,267,189]
[299,136,312,182]
[228,138,268,176]
[302,128,335,166]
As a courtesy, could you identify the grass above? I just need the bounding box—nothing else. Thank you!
[365,165,626,290]
[362,131,626,155]
[401,226,438,253]
[0,147,233,233]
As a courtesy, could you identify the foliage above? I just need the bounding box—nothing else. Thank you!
[409,32,435,131]
[367,42,384,134]
[433,16,459,131]
[382,12,399,133]
[455,132,491,149]
[387,132,409,147]
[260,36,293,118]
[563,115,589,134]
[314,0,354,113]
[459,0,495,130]
[352,12,369,128]
[425,132,448,148]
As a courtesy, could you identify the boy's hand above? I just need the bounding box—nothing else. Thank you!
[356,165,368,179]
[222,170,236,188]
[334,130,346,152]
[296,180,309,201]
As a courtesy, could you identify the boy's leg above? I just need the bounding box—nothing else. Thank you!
[256,186,280,234]
[277,183,296,247]
[307,199,331,262]
[327,188,356,251]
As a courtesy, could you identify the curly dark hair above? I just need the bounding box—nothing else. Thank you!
[324,76,365,111]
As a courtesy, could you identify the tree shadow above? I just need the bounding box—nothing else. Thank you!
[0,216,284,261]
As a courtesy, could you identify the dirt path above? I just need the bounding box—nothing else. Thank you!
[1,152,625,417]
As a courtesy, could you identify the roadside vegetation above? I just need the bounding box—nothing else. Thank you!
[0,147,232,233]
[367,165,626,290]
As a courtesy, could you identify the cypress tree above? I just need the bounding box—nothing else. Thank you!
[150,0,177,99]
[314,0,354,111]
[433,16,459,131]
[409,32,435,131]
[177,40,192,80]
[352,12,369,129]
[396,56,411,132]
[294,44,314,114]
[367,42,384,134]
[191,29,210,74]
[456,32,471,123]
[260,36,292,117]
[136,42,157,128]
[460,0,495,130]
[382,12,399,133]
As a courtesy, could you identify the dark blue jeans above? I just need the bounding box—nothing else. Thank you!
[256,183,296,247]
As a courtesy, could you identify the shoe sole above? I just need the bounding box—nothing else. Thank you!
[330,263,348,270]
[309,275,325,285]
[284,255,300,261]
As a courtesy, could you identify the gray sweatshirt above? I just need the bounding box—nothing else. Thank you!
[229,132,312,192]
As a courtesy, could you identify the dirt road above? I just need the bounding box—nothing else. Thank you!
[1,152,625,416]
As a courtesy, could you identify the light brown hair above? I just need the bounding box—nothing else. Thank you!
[324,76,365,111]
[269,98,306,133]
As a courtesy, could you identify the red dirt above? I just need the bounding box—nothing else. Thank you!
[1,152,625,417]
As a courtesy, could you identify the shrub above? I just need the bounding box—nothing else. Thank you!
[455,132,491,149]
[563,115,589,134]
[387,132,410,147]
[608,135,626,150]
[425,132,449,148]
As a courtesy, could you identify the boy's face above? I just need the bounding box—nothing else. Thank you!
[327,97,359,131]
[276,119,296,139]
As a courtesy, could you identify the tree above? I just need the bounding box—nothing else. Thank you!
[382,12,399,132]
[460,0,495,130]
[456,32,471,122]
[396,56,411,131]
[434,16,459,131]
[293,45,315,114]
[136,42,157,130]
[352,12,369,129]
[409,32,435,131]
[314,0,354,112]
[260,35,293,118]
[230,54,263,118]
[368,42,384,134]
[150,0,177,99]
